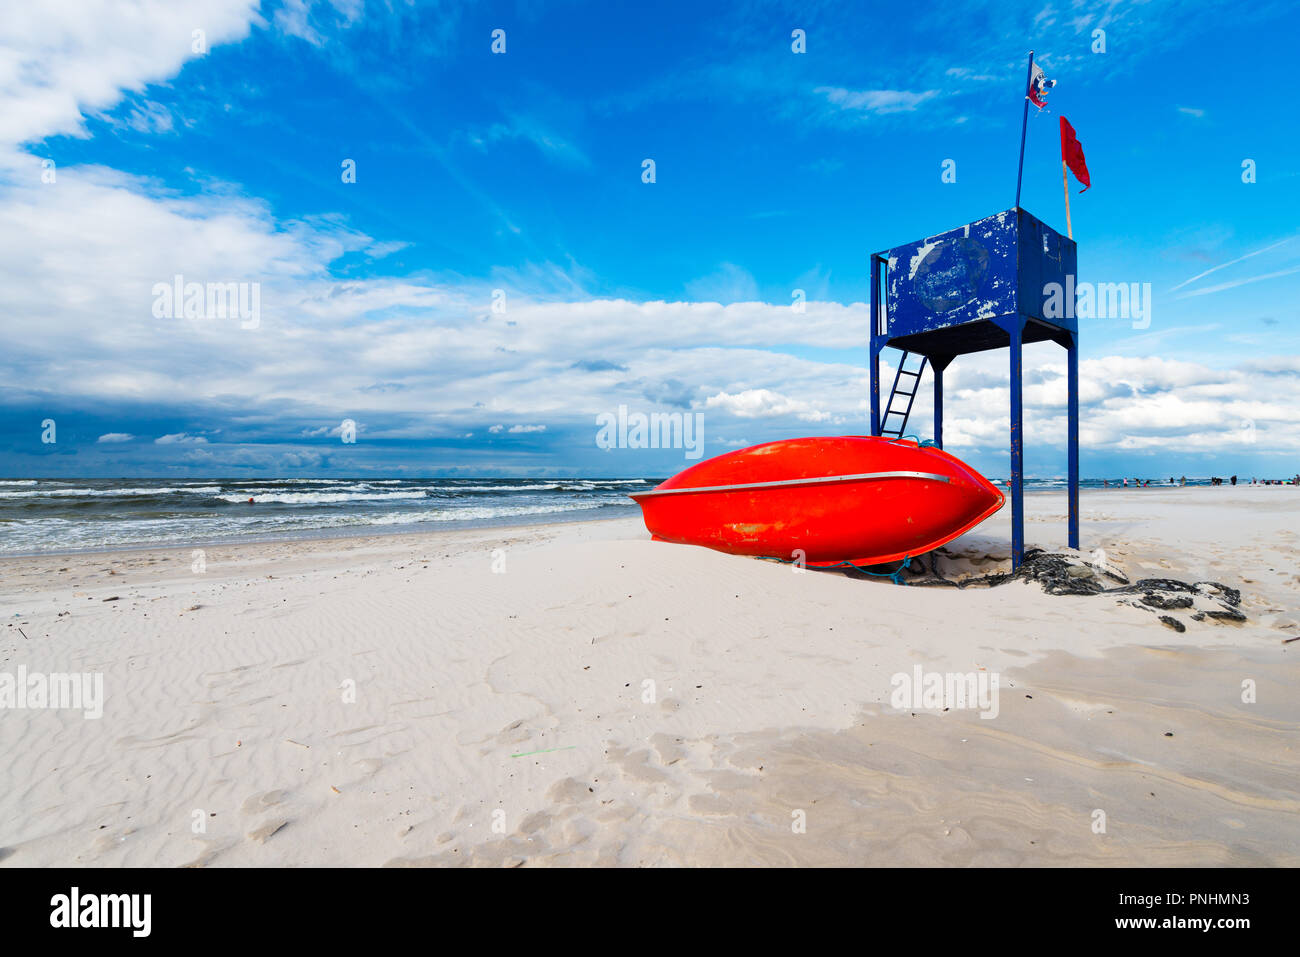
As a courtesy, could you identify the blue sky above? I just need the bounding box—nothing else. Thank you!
[1,0,1297,479]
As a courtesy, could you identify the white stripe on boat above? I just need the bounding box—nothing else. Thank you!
[629,470,952,498]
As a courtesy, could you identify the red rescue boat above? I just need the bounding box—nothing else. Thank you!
[629,436,1003,567]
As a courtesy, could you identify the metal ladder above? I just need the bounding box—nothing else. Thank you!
[879,351,928,439]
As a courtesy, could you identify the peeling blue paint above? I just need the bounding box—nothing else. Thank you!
[880,208,1077,339]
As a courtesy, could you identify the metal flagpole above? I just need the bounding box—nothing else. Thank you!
[1015,50,1034,210]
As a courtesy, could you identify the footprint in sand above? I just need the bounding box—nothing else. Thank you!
[607,746,669,784]
[650,733,687,766]
[90,827,137,854]
[247,819,289,844]
[546,776,595,805]
[519,811,552,834]
[495,718,537,747]
[687,792,733,815]
[180,839,234,868]
[331,723,383,738]
[240,789,288,813]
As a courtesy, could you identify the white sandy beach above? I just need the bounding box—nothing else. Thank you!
[1,485,1297,867]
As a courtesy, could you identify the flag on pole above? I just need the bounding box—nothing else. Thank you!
[1027,62,1056,109]
[1015,51,1036,209]
[1059,116,1090,192]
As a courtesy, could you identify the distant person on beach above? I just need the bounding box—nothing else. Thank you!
[1180,476,1186,486]
[1231,475,1237,486]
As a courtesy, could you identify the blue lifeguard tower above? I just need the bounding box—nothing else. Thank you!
[869,207,1080,569]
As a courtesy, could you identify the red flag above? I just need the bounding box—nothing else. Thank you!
[1059,116,1090,192]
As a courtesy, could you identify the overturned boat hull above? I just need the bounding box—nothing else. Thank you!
[630,436,1004,567]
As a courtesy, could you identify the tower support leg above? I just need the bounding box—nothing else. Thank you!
[1009,319,1025,569]
[869,343,882,437]
[1067,331,1080,549]
[869,256,883,436]
[933,365,943,449]
[931,356,952,450]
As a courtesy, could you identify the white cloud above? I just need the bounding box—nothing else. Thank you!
[301,421,360,438]
[472,114,591,169]
[684,263,760,304]
[274,0,325,46]
[122,99,174,134]
[507,424,546,433]
[96,432,134,443]
[815,87,939,115]
[898,349,1300,456]
[271,0,365,46]
[155,433,208,445]
[1177,265,1300,298]
[365,240,411,260]
[0,169,1293,458]
[1170,237,1293,293]
[705,389,831,422]
[0,0,261,148]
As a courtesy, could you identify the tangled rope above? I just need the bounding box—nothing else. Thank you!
[759,553,916,585]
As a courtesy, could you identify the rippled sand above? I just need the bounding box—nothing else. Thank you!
[1,486,1296,866]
